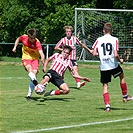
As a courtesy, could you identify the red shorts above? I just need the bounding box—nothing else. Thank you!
[22,59,39,70]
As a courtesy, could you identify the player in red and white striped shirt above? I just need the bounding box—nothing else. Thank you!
[37,45,91,96]
[55,26,93,88]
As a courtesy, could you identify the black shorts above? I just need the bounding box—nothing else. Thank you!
[100,65,123,83]
[43,69,64,88]
[71,60,78,67]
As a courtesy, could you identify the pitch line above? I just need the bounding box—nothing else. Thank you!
[12,117,133,133]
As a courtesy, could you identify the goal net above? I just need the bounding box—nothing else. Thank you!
[75,8,133,63]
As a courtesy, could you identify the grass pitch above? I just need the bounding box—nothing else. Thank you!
[0,57,133,133]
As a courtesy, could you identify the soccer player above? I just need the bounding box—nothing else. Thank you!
[54,26,93,89]
[12,28,45,100]
[92,22,133,112]
[37,45,91,97]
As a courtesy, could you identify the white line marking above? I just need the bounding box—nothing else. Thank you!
[12,117,133,133]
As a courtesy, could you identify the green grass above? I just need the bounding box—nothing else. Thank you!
[0,57,133,133]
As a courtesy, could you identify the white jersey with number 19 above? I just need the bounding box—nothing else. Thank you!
[92,34,119,71]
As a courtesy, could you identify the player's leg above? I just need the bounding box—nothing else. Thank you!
[22,60,39,99]
[72,65,86,89]
[112,65,133,102]
[101,70,111,112]
[119,73,133,102]
[44,70,70,96]
[103,83,110,112]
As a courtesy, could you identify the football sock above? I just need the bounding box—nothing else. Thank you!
[103,92,110,105]
[75,78,80,83]
[120,83,127,95]
[51,90,60,95]
[27,81,35,97]
[28,72,36,81]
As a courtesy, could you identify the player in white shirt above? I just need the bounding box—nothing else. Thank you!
[37,45,91,96]
[92,22,133,112]
[54,25,93,88]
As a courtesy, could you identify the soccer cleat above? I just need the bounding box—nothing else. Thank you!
[26,96,31,100]
[105,107,111,112]
[80,81,86,87]
[77,81,86,89]
[44,90,53,97]
[123,95,133,102]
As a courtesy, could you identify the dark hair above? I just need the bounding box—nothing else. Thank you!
[103,22,112,34]
[63,45,73,54]
[27,28,36,39]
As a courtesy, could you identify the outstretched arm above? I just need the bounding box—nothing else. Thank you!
[79,42,94,54]
[42,58,51,73]
[70,69,91,82]
[12,37,20,52]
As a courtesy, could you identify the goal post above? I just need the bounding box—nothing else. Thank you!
[75,8,133,63]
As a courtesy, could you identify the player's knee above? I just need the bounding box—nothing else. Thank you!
[64,88,70,94]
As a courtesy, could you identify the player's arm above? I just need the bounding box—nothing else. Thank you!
[70,69,91,82]
[114,50,123,64]
[12,37,20,52]
[54,39,63,52]
[93,49,99,56]
[39,50,45,66]
[42,57,51,73]
[79,42,94,54]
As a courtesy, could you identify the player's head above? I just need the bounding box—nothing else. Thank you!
[62,45,73,58]
[103,22,112,34]
[63,26,73,38]
[27,28,36,42]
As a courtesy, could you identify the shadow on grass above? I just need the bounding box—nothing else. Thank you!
[27,96,75,103]
[96,107,133,111]
[69,86,85,90]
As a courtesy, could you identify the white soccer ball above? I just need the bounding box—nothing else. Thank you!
[35,84,45,95]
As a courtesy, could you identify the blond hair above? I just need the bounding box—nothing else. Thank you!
[63,26,73,32]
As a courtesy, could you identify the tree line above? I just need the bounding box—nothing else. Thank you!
[0,0,133,57]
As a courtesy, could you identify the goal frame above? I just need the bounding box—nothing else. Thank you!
[74,8,133,63]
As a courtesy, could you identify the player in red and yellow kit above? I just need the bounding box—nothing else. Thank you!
[12,28,45,100]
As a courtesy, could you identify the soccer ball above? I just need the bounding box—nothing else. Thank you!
[35,84,45,95]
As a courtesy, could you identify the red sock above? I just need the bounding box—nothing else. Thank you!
[120,83,127,95]
[103,92,110,105]
[55,90,60,95]
[75,78,80,83]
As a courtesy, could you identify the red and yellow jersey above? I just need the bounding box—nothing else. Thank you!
[19,34,42,60]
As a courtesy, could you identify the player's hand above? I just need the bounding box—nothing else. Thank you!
[84,77,91,82]
[12,47,16,52]
[42,67,46,73]
[120,59,124,64]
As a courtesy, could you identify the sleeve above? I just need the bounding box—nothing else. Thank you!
[114,38,119,51]
[56,38,63,47]
[36,38,43,50]
[68,60,73,71]
[19,35,24,42]
[92,40,98,50]
[49,53,59,60]
[76,37,81,45]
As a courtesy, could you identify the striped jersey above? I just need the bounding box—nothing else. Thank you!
[19,34,42,60]
[49,53,73,76]
[92,34,119,70]
[56,36,81,60]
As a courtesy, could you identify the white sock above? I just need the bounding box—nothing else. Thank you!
[50,90,55,95]
[27,81,35,97]
[28,72,36,81]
